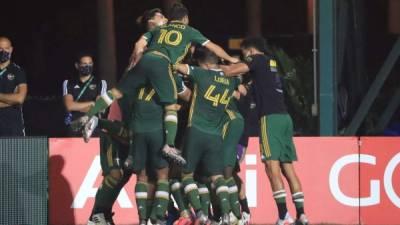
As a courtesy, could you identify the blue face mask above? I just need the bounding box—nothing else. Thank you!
[78,65,93,76]
[0,50,11,63]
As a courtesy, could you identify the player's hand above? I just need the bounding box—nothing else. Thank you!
[229,57,240,64]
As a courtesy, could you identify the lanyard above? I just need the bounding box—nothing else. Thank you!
[76,76,94,101]
[0,68,6,78]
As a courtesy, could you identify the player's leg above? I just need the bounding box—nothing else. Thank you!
[130,133,150,224]
[279,114,308,225]
[90,134,124,225]
[221,115,244,222]
[260,115,293,225]
[147,129,171,223]
[181,128,207,223]
[233,172,251,225]
[204,134,230,225]
[143,54,184,163]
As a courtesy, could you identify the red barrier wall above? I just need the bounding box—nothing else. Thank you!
[49,137,400,225]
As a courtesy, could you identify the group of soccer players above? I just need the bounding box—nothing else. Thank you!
[72,3,309,225]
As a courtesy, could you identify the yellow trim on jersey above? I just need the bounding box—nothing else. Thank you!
[261,116,271,157]
[188,85,198,127]
[222,121,229,139]
[107,144,114,167]
[176,44,191,64]
[168,65,178,99]
[138,87,145,100]
[150,51,171,63]
[226,109,237,120]
[145,89,156,101]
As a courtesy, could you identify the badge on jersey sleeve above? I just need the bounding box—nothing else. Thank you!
[269,59,278,72]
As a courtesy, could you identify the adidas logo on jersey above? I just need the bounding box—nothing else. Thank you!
[74,85,80,89]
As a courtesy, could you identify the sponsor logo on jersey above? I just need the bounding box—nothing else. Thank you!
[74,85,80,89]
[7,73,15,81]
[89,84,97,90]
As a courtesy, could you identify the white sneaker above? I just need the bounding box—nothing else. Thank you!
[92,213,108,225]
[229,212,239,225]
[162,144,187,165]
[238,212,250,225]
[87,220,96,225]
[83,116,98,143]
[275,212,294,225]
[295,214,309,225]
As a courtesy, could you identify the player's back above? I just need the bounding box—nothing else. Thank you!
[187,66,238,135]
[144,21,209,65]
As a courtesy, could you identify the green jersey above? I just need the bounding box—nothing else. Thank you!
[143,21,209,64]
[132,75,186,133]
[187,66,240,135]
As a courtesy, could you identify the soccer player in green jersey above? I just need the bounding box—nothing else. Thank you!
[174,46,240,225]
[73,3,238,165]
[221,37,309,225]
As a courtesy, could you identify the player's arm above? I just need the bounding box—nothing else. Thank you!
[63,94,94,113]
[0,83,27,105]
[174,64,190,75]
[0,102,11,108]
[204,41,239,64]
[129,36,149,67]
[220,63,250,77]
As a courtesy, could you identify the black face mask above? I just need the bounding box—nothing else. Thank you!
[0,50,11,63]
[78,65,93,76]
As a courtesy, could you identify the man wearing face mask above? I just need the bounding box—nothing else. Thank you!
[0,36,27,137]
[63,53,107,136]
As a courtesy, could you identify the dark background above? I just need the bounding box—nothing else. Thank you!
[1,0,398,136]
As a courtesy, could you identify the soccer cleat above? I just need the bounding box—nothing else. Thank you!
[162,145,187,165]
[275,212,295,225]
[219,214,230,225]
[295,214,309,225]
[83,116,99,143]
[229,212,239,225]
[194,211,208,225]
[87,220,96,225]
[105,211,116,225]
[92,213,108,225]
[70,115,90,132]
[139,219,147,225]
[154,219,167,225]
[238,212,251,225]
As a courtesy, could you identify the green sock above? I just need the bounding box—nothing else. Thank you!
[226,178,241,219]
[292,192,305,219]
[94,175,120,211]
[170,179,187,213]
[214,177,231,215]
[182,175,202,211]
[149,199,157,222]
[273,190,288,220]
[98,119,125,136]
[155,180,170,219]
[87,91,115,117]
[164,110,178,146]
[135,182,148,220]
[198,183,210,217]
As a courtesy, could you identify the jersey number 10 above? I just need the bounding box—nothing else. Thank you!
[157,29,183,46]
[204,85,230,107]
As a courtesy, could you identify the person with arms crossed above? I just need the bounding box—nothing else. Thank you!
[0,36,27,136]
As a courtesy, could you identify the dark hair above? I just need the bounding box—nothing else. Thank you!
[167,3,188,21]
[136,8,163,29]
[240,36,268,53]
[193,45,219,65]
[76,52,94,63]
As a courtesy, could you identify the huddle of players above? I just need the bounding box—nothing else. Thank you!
[73,3,308,225]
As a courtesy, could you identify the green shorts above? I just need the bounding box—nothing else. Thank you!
[259,114,297,163]
[117,52,177,105]
[222,111,244,168]
[182,127,223,176]
[129,129,169,173]
[100,133,129,175]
